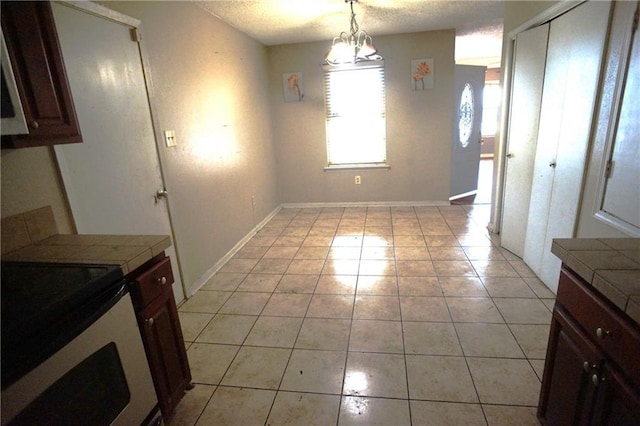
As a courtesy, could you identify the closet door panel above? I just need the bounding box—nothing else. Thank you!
[501,23,549,258]
[524,0,612,292]
[522,12,571,277]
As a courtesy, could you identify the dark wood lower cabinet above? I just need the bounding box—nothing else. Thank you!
[538,266,640,425]
[128,254,192,419]
[592,363,640,425]
[539,307,601,424]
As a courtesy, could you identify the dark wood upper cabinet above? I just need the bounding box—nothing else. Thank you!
[1,1,82,148]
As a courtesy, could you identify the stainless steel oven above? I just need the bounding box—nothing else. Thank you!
[1,262,161,425]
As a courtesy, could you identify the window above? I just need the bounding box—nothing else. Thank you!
[323,62,386,168]
[481,82,501,136]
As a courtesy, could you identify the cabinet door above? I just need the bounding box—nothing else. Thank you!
[538,307,603,425]
[593,363,640,426]
[0,1,81,147]
[139,289,191,417]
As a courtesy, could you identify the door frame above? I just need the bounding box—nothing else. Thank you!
[490,1,588,235]
[54,1,188,298]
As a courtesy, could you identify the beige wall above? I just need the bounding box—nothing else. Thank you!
[504,1,563,35]
[268,30,456,204]
[1,147,75,234]
[105,1,279,290]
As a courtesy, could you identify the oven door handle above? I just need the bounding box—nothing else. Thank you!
[54,281,129,348]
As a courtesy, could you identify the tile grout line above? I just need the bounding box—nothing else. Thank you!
[195,215,291,424]
[335,206,365,425]
[262,208,327,425]
[433,209,491,425]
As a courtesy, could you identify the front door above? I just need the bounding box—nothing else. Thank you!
[450,65,486,199]
[51,3,185,302]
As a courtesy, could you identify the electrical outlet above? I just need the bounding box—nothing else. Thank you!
[355,176,361,185]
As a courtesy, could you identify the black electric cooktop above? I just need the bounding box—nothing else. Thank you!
[1,262,126,388]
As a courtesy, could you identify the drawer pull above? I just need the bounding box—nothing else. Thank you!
[592,373,599,386]
[156,276,167,285]
[596,328,611,339]
[146,318,155,326]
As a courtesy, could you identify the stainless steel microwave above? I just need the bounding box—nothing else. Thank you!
[1,31,28,136]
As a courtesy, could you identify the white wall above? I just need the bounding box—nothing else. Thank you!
[268,30,456,204]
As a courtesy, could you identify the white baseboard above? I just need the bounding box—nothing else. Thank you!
[449,190,478,201]
[188,204,282,297]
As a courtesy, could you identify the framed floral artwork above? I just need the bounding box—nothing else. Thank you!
[282,72,304,102]
[411,58,434,91]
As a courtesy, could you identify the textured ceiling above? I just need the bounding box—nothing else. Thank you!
[197,0,505,66]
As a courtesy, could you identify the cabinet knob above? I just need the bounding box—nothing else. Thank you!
[156,276,167,285]
[583,361,591,372]
[506,153,514,158]
[592,373,599,387]
[145,318,155,326]
[549,160,557,168]
[29,120,39,129]
[596,328,610,339]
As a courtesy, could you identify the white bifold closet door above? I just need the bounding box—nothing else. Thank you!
[523,0,612,292]
[500,23,549,258]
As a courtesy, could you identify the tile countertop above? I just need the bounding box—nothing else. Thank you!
[551,238,640,325]
[2,234,171,275]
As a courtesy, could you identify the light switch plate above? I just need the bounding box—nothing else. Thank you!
[164,130,177,147]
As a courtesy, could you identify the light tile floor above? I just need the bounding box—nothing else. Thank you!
[171,205,555,425]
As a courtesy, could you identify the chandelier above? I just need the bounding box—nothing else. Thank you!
[325,0,382,65]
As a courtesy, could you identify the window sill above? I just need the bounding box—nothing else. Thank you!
[324,163,390,171]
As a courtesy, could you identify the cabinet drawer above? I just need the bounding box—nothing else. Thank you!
[557,267,640,386]
[129,257,174,308]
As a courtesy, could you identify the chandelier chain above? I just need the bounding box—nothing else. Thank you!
[349,1,359,37]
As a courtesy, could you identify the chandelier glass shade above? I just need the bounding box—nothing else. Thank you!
[325,0,382,65]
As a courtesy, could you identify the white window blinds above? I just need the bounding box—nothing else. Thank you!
[323,62,386,166]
